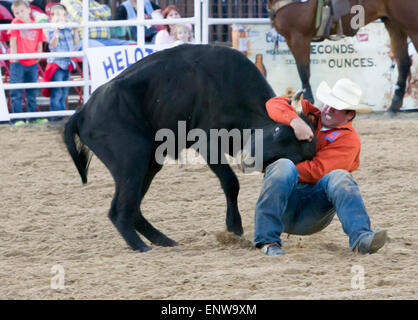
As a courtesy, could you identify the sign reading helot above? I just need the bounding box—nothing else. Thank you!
[0,68,10,122]
[86,42,182,92]
[245,22,417,111]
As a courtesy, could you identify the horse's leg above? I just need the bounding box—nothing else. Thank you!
[287,33,314,103]
[134,158,178,247]
[409,33,418,55]
[383,19,411,113]
[207,161,243,236]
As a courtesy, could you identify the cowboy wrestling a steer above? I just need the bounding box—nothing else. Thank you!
[254,78,388,256]
[64,44,317,252]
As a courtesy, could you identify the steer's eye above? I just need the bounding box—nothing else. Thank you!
[274,127,280,134]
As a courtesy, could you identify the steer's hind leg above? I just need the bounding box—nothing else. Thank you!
[92,132,154,252]
[208,163,243,236]
[134,158,178,247]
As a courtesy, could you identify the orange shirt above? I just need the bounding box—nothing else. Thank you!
[7,18,46,66]
[266,97,361,184]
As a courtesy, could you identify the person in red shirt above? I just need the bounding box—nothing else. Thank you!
[7,0,46,126]
[254,78,388,256]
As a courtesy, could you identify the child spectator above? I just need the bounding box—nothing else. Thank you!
[42,3,79,121]
[28,0,49,23]
[0,1,13,16]
[154,5,181,45]
[172,24,193,43]
[114,0,162,43]
[61,0,135,47]
[7,0,47,126]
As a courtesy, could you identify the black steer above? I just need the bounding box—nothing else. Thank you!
[64,44,316,252]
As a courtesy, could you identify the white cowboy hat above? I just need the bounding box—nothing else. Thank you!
[316,78,373,113]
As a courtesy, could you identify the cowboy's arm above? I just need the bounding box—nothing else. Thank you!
[266,96,299,125]
[266,97,315,141]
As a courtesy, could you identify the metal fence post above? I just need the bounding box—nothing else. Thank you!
[137,0,145,47]
[82,0,90,104]
[202,0,209,44]
[194,0,202,43]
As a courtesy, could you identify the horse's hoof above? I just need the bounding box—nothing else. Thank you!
[388,97,403,114]
[386,108,399,118]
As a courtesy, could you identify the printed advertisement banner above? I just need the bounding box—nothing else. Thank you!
[244,22,418,111]
[86,42,182,93]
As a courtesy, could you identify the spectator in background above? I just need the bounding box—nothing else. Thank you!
[28,0,48,22]
[7,0,47,126]
[42,4,79,121]
[114,0,162,43]
[0,2,13,25]
[172,24,193,43]
[25,0,47,12]
[0,0,14,15]
[61,0,135,47]
[154,5,181,45]
[0,0,48,23]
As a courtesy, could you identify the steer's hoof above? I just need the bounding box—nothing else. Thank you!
[228,225,244,237]
[154,237,178,247]
[133,245,152,252]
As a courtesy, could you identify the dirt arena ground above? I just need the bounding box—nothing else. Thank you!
[1,112,417,300]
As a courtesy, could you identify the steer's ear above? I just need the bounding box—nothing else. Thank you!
[291,89,305,114]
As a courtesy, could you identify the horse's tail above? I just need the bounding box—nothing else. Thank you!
[63,110,91,184]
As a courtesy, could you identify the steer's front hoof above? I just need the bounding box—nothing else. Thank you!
[154,237,178,247]
[133,244,152,252]
[228,225,244,237]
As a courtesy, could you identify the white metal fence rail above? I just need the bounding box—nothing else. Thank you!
[0,0,271,120]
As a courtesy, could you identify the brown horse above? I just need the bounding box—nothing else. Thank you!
[268,0,418,112]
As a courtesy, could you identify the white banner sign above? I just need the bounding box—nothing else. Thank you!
[86,42,182,92]
[0,69,10,122]
[245,22,418,111]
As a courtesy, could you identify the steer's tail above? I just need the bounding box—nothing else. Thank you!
[63,111,91,184]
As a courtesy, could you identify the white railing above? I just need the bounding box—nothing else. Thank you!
[0,0,273,120]
[201,0,269,44]
[0,0,202,119]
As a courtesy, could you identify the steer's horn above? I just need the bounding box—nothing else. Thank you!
[238,149,255,173]
[291,89,305,113]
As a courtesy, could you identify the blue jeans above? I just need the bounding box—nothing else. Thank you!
[254,159,373,251]
[10,62,38,121]
[50,67,70,121]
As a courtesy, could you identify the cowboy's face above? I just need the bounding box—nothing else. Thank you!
[321,104,355,128]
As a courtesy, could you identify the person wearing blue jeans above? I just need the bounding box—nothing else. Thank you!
[10,62,38,123]
[254,78,388,256]
[49,67,70,121]
[46,4,80,121]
